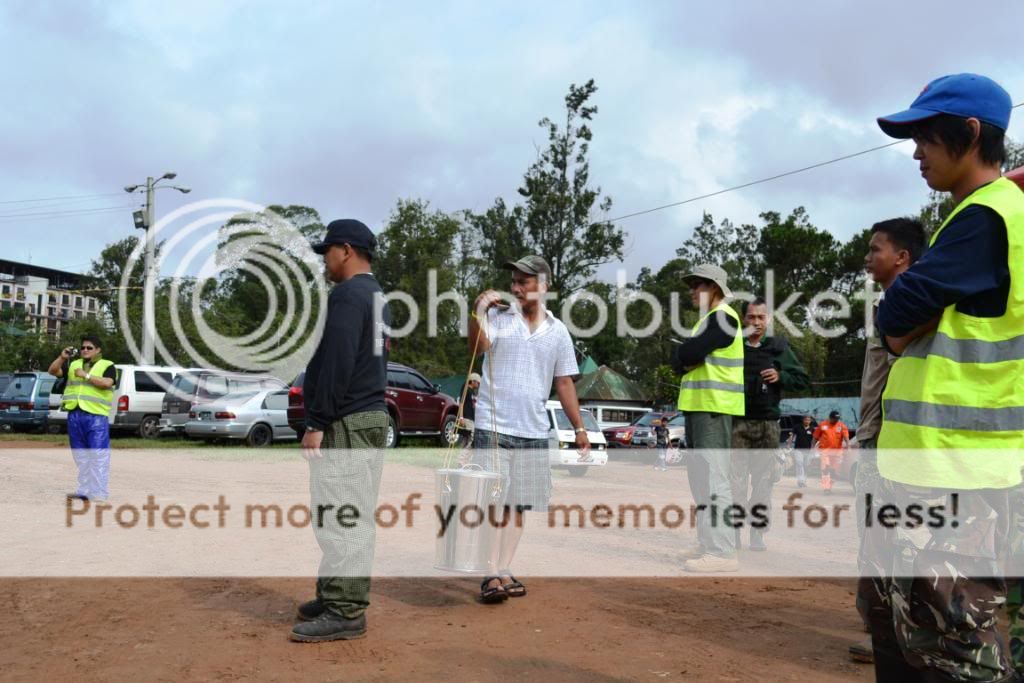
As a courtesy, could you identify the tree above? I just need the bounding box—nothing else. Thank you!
[471,80,625,295]
[375,199,465,377]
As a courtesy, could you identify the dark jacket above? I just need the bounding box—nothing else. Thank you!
[304,274,391,431]
[741,336,809,420]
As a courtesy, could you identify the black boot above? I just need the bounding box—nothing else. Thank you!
[290,612,367,642]
[296,598,326,621]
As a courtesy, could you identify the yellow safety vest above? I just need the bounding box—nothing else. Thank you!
[62,358,115,417]
[878,177,1024,489]
[677,303,745,416]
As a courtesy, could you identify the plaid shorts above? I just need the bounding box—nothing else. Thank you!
[471,429,552,512]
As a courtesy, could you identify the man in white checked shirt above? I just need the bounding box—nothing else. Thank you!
[467,255,591,605]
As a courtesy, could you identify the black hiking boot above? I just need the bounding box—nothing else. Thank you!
[290,612,367,642]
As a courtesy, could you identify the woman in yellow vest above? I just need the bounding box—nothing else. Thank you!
[47,335,117,502]
[862,73,1023,683]
[671,264,745,573]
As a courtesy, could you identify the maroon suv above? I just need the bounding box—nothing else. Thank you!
[287,363,459,447]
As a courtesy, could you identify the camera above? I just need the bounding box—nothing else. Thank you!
[65,347,79,357]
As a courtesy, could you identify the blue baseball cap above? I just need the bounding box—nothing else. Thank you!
[877,73,1012,139]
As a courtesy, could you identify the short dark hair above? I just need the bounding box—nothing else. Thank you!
[350,246,373,263]
[80,335,102,350]
[871,218,927,264]
[907,114,1006,166]
[742,297,768,316]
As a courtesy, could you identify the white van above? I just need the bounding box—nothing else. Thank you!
[47,364,194,438]
[545,400,608,477]
[111,365,199,438]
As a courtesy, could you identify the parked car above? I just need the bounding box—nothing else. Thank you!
[665,412,686,447]
[185,389,295,447]
[161,371,287,435]
[603,411,676,448]
[0,372,57,432]
[286,363,460,448]
[111,365,197,438]
[47,377,67,433]
[545,400,607,477]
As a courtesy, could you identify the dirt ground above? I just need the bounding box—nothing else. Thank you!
[0,438,873,681]
[0,577,871,682]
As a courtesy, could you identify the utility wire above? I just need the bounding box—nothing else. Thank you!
[607,101,1024,224]
[0,205,136,221]
[0,191,123,205]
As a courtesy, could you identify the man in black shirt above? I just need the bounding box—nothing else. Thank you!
[730,299,809,551]
[788,415,815,487]
[290,219,392,643]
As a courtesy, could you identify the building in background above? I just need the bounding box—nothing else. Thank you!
[0,259,101,338]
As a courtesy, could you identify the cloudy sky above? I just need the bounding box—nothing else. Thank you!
[3,0,1023,282]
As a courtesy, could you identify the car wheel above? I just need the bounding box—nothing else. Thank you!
[46,423,63,435]
[138,415,161,439]
[568,466,589,477]
[246,423,273,448]
[440,414,458,446]
[386,415,399,448]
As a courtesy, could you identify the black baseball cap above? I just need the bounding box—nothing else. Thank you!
[312,219,377,255]
[829,410,840,419]
[502,254,552,281]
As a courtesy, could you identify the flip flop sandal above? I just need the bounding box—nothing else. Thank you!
[479,576,509,604]
[499,571,526,598]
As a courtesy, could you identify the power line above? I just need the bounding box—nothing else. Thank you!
[0,191,123,205]
[606,101,1024,224]
[0,205,136,221]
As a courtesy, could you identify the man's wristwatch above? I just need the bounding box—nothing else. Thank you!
[306,427,322,433]
[574,426,586,434]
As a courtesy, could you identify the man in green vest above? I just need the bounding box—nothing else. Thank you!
[671,264,745,573]
[861,73,1024,682]
[47,335,117,502]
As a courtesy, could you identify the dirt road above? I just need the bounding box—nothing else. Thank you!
[1,576,870,682]
[0,440,872,681]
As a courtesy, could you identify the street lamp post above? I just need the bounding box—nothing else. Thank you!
[124,173,190,365]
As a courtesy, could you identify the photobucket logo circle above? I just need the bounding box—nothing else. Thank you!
[117,199,327,382]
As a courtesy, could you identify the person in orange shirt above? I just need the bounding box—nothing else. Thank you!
[812,410,849,494]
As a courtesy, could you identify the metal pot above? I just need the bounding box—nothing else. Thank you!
[434,465,505,573]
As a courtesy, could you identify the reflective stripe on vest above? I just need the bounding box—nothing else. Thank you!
[676,303,745,416]
[878,177,1024,489]
[62,358,115,417]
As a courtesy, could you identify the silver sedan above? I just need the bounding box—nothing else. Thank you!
[184,390,296,447]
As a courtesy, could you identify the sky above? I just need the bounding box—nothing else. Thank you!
[3,0,1024,283]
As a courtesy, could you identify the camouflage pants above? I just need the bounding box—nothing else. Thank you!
[858,478,1012,682]
[1005,482,1024,674]
[308,411,388,619]
[729,418,781,532]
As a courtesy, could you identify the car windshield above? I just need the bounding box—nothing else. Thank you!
[169,374,198,398]
[633,413,660,427]
[668,414,686,426]
[0,375,36,400]
[219,391,261,405]
[553,408,600,432]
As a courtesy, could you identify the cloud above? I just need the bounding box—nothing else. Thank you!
[2,0,1022,287]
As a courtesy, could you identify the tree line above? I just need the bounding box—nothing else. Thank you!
[2,79,1021,403]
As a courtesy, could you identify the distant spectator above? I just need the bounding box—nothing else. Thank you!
[812,410,849,494]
